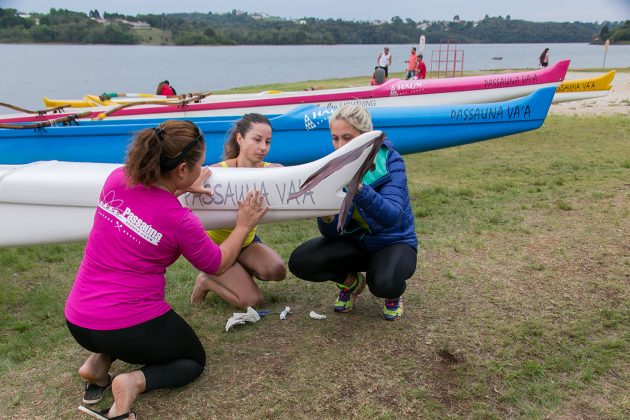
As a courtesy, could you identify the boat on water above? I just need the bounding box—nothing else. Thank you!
[0,60,570,124]
[0,131,383,247]
[0,87,556,166]
[552,70,616,104]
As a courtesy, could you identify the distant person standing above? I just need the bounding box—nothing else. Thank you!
[404,47,418,80]
[414,54,427,79]
[156,80,177,96]
[376,46,392,78]
[539,48,550,67]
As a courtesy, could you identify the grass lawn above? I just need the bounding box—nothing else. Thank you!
[0,112,628,417]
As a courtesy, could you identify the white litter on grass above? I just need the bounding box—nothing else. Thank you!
[225,306,261,332]
[279,306,291,320]
[309,311,327,320]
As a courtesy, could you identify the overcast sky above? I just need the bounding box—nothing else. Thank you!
[1,0,628,22]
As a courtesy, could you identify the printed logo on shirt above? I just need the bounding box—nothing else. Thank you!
[98,190,164,246]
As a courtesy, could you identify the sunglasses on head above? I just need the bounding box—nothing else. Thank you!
[158,120,203,172]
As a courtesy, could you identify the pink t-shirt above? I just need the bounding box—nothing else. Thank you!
[65,167,221,330]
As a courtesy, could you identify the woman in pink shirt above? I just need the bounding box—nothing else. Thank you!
[66,120,268,420]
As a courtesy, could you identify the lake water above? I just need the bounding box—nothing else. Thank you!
[1,42,628,112]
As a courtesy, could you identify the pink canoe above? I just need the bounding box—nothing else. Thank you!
[0,60,569,124]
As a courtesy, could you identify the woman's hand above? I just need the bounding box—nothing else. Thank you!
[236,191,268,230]
[215,191,269,276]
[185,167,213,196]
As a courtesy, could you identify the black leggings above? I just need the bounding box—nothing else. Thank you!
[67,309,205,392]
[288,237,417,299]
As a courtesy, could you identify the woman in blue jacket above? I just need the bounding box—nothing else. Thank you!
[288,105,417,320]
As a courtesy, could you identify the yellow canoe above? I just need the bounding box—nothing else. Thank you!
[42,96,98,108]
[556,70,615,93]
[42,93,166,108]
[41,90,286,109]
[83,94,179,106]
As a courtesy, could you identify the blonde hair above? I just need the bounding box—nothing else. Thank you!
[330,105,373,134]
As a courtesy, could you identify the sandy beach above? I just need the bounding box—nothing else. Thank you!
[550,70,630,116]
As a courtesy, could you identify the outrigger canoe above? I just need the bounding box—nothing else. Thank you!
[552,70,615,104]
[0,131,382,247]
[0,87,556,165]
[1,60,570,124]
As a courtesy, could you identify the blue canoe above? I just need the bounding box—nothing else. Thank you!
[0,87,555,165]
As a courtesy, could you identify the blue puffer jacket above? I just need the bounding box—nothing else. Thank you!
[317,138,418,251]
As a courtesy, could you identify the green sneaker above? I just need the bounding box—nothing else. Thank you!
[334,272,366,313]
[383,297,404,321]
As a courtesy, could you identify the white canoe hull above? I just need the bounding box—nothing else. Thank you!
[0,131,381,247]
[82,82,563,120]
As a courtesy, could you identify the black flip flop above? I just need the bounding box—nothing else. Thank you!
[83,372,114,404]
[78,405,136,420]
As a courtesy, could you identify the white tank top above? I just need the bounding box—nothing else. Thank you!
[378,52,391,67]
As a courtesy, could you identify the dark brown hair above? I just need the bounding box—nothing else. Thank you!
[126,120,204,186]
[539,48,549,65]
[223,113,271,159]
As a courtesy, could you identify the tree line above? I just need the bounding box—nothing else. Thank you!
[0,8,627,45]
[597,20,630,44]
[0,8,136,44]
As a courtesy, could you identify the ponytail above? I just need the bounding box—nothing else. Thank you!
[126,120,204,186]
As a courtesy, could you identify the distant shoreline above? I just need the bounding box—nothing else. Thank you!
[4,9,626,46]
[2,41,629,47]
